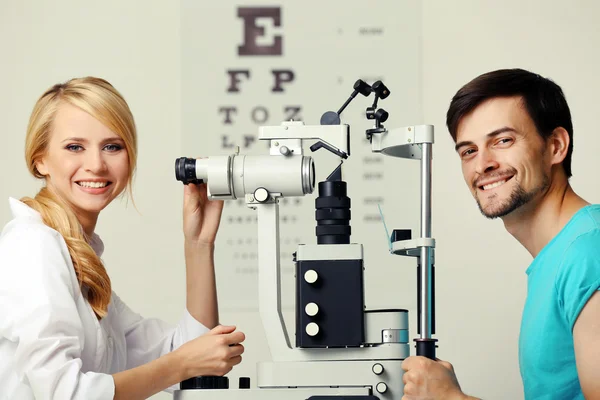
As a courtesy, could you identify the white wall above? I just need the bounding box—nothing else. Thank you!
[1,1,600,399]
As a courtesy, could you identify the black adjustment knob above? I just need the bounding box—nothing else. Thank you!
[391,229,412,242]
[180,376,229,390]
[239,376,251,389]
[375,108,389,122]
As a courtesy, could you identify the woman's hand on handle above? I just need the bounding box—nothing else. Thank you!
[177,325,246,379]
[183,181,224,246]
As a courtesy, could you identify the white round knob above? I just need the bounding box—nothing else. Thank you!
[305,302,319,316]
[306,322,319,337]
[304,270,318,284]
[253,187,269,203]
[372,363,384,375]
[279,145,290,155]
[376,382,388,394]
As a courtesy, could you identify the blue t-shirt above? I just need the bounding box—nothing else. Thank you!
[519,204,600,399]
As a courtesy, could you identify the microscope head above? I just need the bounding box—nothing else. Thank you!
[174,121,351,202]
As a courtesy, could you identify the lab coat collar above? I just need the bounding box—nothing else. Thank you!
[7,197,105,257]
[8,196,39,219]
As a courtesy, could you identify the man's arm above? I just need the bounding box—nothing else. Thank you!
[573,290,600,400]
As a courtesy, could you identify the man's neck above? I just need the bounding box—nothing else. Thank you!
[502,179,589,258]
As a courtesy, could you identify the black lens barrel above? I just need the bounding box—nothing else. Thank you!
[315,179,351,244]
[175,157,203,185]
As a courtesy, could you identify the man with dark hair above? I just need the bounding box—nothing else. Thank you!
[401,69,600,400]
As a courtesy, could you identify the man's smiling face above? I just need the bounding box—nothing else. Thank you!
[455,96,552,219]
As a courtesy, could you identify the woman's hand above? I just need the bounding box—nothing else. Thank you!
[183,182,224,246]
[112,325,245,399]
[177,325,246,378]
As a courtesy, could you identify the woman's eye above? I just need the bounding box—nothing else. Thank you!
[104,144,123,152]
[66,144,83,152]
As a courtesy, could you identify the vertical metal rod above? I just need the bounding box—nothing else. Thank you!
[257,201,293,359]
[419,143,433,339]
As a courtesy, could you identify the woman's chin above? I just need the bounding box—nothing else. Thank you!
[71,196,113,215]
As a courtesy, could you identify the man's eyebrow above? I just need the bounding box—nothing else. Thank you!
[454,127,517,152]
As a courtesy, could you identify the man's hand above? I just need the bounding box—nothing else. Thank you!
[401,356,471,400]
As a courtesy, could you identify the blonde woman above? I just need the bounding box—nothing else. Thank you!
[0,77,245,399]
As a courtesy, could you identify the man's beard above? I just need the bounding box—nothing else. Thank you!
[475,173,549,219]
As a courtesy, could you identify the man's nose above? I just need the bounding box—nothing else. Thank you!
[475,148,499,175]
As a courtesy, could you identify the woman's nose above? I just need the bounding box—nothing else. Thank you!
[83,151,108,174]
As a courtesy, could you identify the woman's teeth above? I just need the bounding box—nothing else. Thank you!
[78,181,109,188]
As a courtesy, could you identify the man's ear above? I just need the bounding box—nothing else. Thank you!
[549,127,570,166]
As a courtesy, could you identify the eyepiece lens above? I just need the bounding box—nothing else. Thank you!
[175,157,203,185]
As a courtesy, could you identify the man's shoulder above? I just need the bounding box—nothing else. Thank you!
[580,204,600,228]
[534,215,600,280]
[552,215,600,329]
[562,203,600,256]
[548,204,600,257]
[564,229,600,258]
[552,225,600,292]
[546,230,600,273]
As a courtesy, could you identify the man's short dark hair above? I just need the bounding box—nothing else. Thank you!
[446,68,574,178]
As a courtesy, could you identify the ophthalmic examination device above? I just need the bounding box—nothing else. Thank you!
[172,79,436,400]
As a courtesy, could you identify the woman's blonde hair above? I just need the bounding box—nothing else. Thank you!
[20,77,137,319]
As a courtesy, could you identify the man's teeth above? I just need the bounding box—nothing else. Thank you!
[78,181,109,188]
[483,180,506,190]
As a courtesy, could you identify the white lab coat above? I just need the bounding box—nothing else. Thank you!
[0,197,210,399]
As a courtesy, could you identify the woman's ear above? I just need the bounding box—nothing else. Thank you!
[35,159,48,176]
